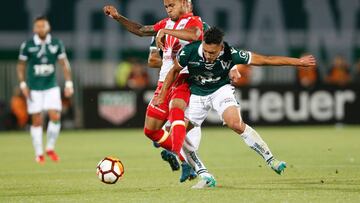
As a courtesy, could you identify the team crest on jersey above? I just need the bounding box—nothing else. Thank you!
[98,92,136,125]
[48,45,59,54]
[220,60,232,70]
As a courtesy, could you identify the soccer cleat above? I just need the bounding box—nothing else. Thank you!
[46,150,60,162]
[161,150,180,171]
[269,159,286,175]
[35,155,45,164]
[179,162,197,182]
[191,173,216,189]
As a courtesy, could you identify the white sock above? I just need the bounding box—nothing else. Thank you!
[30,126,43,157]
[184,150,209,175]
[240,125,274,163]
[46,121,61,151]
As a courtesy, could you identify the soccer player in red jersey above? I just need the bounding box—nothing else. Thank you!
[104,0,203,174]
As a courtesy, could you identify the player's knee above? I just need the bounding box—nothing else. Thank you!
[31,114,42,127]
[144,128,155,139]
[228,120,246,134]
[170,99,187,110]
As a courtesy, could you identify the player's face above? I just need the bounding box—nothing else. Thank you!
[202,42,224,63]
[33,20,50,39]
[164,0,186,21]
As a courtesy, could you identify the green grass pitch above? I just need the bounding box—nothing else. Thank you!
[0,126,360,202]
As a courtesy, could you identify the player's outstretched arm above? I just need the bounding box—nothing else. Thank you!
[153,59,182,106]
[16,60,30,99]
[59,57,74,98]
[103,5,156,37]
[250,53,316,67]
[156,27,202,49]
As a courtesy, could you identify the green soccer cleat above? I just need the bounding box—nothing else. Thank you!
[269,159,287,175]
[179,162,197,182]
[191,173,216,189]
[161,150,180,171]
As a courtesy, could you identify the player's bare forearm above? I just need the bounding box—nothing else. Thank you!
[103,5,155,36]
[115,16,155,36]
[162,27,201,41]
[148,50,162,68]
[250,53,316,67]
[159,65,181,100]
[59,58,72,81]
[16,60,26,82]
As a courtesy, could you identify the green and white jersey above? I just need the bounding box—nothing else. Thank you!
[177,41,251,96]
[18,34,66,90]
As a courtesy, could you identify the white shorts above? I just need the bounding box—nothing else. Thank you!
[27,86,62,114]
[185,84,239,127]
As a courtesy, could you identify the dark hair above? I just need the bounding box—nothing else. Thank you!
[204,27,224,45]
[34,16,49,23]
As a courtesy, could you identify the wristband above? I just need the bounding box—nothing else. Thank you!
[20,81,27,89]
[65,81,74,88]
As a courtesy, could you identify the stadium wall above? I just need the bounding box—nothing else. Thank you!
[82,86,360,128]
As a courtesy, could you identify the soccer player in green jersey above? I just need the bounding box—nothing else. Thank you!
[17,16,74,164]
[155,27,316,188]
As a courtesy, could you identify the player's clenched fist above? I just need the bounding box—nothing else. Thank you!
[299,55,316,67]
[103,5,119,19]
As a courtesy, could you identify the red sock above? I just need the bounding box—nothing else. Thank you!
[169,108,186,156]
[144,128,172,151]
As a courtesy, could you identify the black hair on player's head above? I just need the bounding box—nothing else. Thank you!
[204,27,224,45]
[34,15,49,23]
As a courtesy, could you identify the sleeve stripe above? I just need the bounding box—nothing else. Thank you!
[58,53,67,59]
[149,46,158,51]
[247,52,252,65]
[19,55,28,61]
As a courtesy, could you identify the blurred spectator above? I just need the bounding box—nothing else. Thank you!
[353,59,360,83]
[297,67,318,87]
[115,60,132,88]
[127,62,149,90]
[325,55,351,86]
[296,53,318,88]
[10,88,28,129]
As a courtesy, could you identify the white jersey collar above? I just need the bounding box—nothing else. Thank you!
[34,34,52,45]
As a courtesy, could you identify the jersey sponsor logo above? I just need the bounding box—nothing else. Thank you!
[189,61,201,66]
[48,45,59,54]
[33,64,55,76]
[195,72,221,85]
[28,47,39,52]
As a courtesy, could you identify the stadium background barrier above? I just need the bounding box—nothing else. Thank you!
[82,85,360,128]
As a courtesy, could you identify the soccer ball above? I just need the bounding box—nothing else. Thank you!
[96,157,124,184]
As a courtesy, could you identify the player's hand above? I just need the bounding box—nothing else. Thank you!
[229,67,242,85]
[299,55,316,67]
[103,5,119,19]
[152,95,164,106]
[64,87,74,98]
[156,29,166,50]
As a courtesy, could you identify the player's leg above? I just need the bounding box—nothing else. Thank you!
[168,75,191,156]
[43,87,62,162]
[46,110,61,162]
[214,85,286,174]
[184,95,217,188]
[27,90,44,164]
